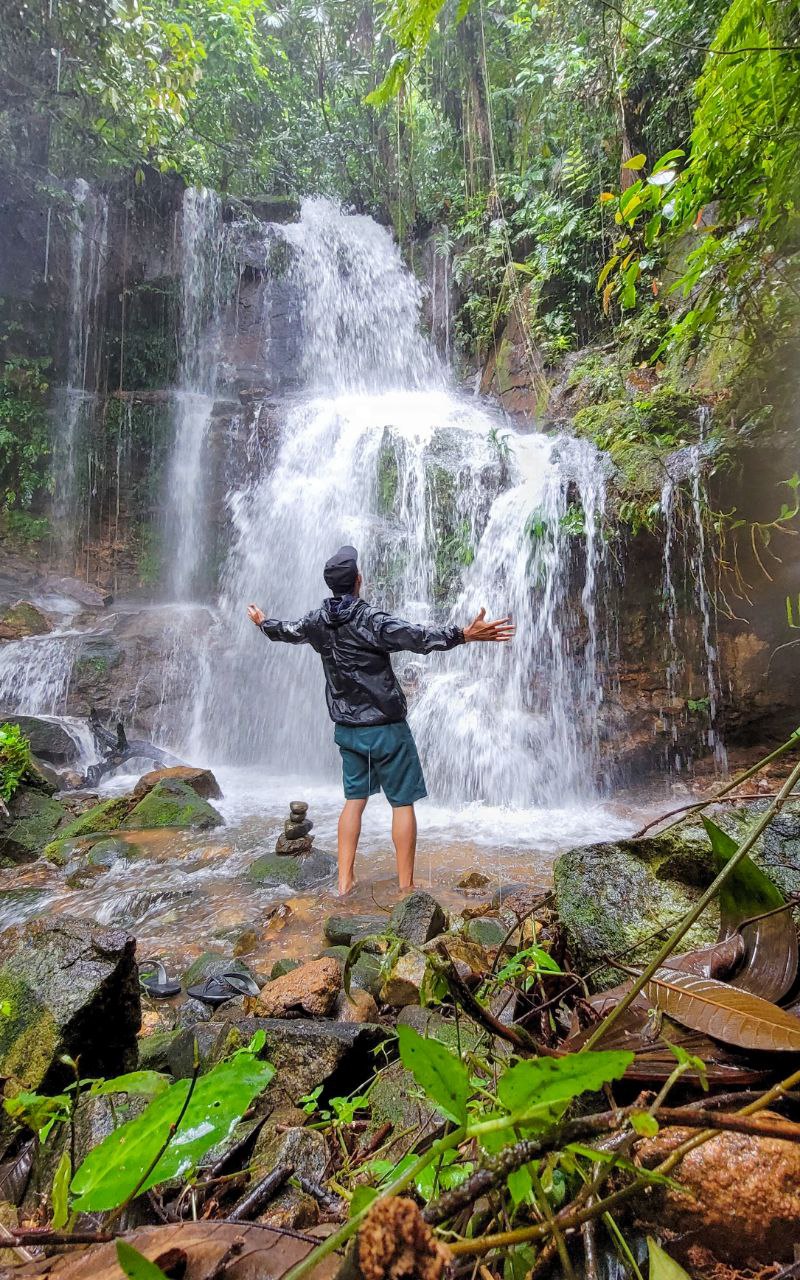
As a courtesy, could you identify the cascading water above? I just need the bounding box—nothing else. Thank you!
[53,179,108,556]
[189,199,611,808]
[164,188,224,601]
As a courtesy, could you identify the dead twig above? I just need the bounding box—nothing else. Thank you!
[227,1164,294,1223]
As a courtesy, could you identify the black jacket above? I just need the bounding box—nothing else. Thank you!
[259,596,465,726]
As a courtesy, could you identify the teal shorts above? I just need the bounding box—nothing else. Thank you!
[334,721,427,808]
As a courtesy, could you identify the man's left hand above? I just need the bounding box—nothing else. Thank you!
[248,604,266,626]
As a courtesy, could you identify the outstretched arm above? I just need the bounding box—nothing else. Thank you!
[247,604,309,645]
[374,606,515,654]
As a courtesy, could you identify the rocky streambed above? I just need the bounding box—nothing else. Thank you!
[1,730,800,1276]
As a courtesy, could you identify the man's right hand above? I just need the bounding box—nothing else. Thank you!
[248,604,266,626]
[463,607,515,643]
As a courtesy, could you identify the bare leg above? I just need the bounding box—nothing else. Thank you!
[392,804,417,891]
[337,798,367,896]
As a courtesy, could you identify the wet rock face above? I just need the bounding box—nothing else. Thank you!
[0,786,69,866]
[0,715,78,765]
[0,917,140,1092]
[635,1116,800,1264]
[0,601,52,641]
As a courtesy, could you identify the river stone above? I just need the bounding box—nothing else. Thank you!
[388,890,447,944]
[252,1124,328,1229]
[396,1004,484,1053]
[0,916,140,1092]
[220,1018,387,1106]
[333,987,379,1023]
[320,947,383,998]
[0,715,76,764]
[51,795,132,842]
[284,818,312,839]
[124,778,224,830]
[271,957,302,979]
[424,932,491,983]
[323,913,387,946]
[0,786,69,865]
[247,848,336,890]
[133,766,223,801]
[380,949,427,1007]
[635,1115,800,1264]
[137,1028,183,1072]
[255,957,341,1019]
[464,916,508,950]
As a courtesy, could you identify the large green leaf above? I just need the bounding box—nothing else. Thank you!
[71,1052,274,1211]
[396,1024,470,1124]
[497,1051,633,1119]
[116,1241,170,1280]
[647,1236,691,1279]
[703,816,797,1001]
[90,1071,170,1098]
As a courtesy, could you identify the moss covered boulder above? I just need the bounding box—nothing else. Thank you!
[51,796,132,843]
[123,778,223,830]
[0,916,140,1092]
[0,786,69,865]
[553,827,721,990]
[247,848,336,890]
[0,601,51,640]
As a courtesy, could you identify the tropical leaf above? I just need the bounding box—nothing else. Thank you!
[51,1149,71,1230]
[397,1024,470,1124]
[71,1052,274,1212]
[703,816,798,1001]
[664,934,744,979]
[647,1236,691,1279]
[497,1050,633,1118]
[645,968,800,1052]
[116,1241,169,1280]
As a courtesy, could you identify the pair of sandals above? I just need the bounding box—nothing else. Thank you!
[138,959,260,1006]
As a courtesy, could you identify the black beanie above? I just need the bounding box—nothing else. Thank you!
[324,545,359,594]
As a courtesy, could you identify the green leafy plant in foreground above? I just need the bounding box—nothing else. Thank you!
[0,722,33,804]
[117,1240,170,1280]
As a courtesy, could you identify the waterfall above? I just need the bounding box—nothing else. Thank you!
[187,199,611,806]
[52,180,108,556]
[164,188,224,601]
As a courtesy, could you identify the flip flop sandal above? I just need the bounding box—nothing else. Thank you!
[186,971,261,1006]
[138,959,181,999]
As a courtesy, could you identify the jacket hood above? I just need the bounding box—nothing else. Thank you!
[322,594,362,626]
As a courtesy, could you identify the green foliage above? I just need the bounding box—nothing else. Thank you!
[397,1024,471,1124]
[117,1241,170,1280]
[0,724,34,805]
[70,1046,273,1211]
[647,1236,692,1279]
[0,357,52,510]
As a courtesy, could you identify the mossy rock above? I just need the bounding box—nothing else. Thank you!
[271,958,302,979]
[53,796,132,841]
[464,916,508,950]
[123,779,223,830]
[247,848,336,890]
[320,947,383,998]
[137,1028,183,1073]
[0,787,69,865]
[0,601,51,638]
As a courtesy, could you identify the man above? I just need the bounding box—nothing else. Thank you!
[248,545,514,895]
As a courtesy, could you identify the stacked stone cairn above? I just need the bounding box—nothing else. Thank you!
[275,800,314,855]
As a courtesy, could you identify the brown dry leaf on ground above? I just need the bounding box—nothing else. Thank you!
[0,1221,340,1280]
[358,1197,451,1280]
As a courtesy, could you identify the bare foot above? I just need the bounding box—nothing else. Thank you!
[337,879,357,898]
[398,881,415,894]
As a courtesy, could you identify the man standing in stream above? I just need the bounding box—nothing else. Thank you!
[248,545,514,896]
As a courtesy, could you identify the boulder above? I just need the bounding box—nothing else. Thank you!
[464,916,508,950]
[553,829,721,989]
[365,1060,443,1160]
[380,950,427,1007]
[333,988,379,1023]
[220,1018,386,1106]
[255,958,341,1019]
[388,891,447,944]
[635,1116,800,1264]
[247,848,336,890]
[397,1005,483,1053]
[271,958,302,979]
[0,917,140,1092]
[50,796,132,843]
[133,766,223,801]
[0,786,69,866]
[0,601,51,640]
[320,947,383,998]
[123,779,224,830]
[324,913,386,947]
[251,1124,328,1229]
[0,715,77,765]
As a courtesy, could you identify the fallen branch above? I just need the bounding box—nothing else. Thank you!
[227,1164,293,1223]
